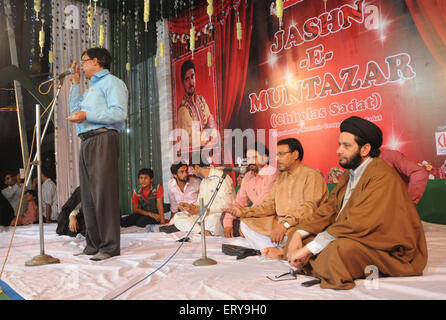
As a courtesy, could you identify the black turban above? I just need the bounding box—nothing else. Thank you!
[340,116,383,149]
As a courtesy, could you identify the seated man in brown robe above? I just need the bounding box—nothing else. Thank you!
[264,116,428,290]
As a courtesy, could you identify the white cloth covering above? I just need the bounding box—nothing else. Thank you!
[0,222,445,300]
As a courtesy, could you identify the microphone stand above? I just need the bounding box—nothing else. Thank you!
[25,80,63,186]
[25,78,64,267]
[192,171,227,266]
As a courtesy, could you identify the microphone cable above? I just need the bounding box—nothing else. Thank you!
[110,174,222,300]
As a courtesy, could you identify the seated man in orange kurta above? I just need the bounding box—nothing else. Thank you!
[264,116,428,290]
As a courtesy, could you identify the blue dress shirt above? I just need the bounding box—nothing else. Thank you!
[69,69,128,135]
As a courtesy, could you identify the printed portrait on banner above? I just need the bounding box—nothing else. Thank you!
[172,43,219,153]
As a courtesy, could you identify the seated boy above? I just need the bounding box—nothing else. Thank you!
[120,168,165,228]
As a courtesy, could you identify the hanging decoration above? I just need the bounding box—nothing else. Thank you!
[190,23,196,59]
[93,0,98,15]
[24,0,28,21]
[99,23,105,47]
[207,0,213,24]
[323,0,328,12]
[155,56,159,67]
[144,0,150,32]
[34,0,41,21]
[159,0,164,59]
[49,50,53,64]
[38,19,45,58]
[207,50,212,75]
[276,0,283,29]
[87,1,94,26]
[160,41,165,57]
[236,16,242,49]
[87,1,94,43]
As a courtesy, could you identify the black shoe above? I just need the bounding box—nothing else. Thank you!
[159,224,180,234]
[74,248,98,256]
[90,252,112,261]
[221,244,261,260]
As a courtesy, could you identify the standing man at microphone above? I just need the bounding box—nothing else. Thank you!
[68,47,128,261]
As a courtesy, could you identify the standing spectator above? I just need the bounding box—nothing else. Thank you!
[41,167,58,223]
[2,170,24,217]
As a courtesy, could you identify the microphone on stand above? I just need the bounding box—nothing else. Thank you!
[212,166,248,174]
[48,68,75,81]
[40,68,75,86]
[39,68,75,93]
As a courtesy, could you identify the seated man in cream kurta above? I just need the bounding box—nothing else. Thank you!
[174,157,235,236]
[226,138,328,252]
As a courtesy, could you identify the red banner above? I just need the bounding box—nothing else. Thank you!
[169,0,446,179]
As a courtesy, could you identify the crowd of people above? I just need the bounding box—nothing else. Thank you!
[1,47,431,290]
[0,165,58,228]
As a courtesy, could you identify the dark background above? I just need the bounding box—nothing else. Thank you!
[0,0,55,189]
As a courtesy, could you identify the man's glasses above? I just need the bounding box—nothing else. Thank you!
[80,58,92,65]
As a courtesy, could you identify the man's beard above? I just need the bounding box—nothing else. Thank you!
[248,164,259,174]
[339,151,362,170]
[185,88,195,96]
[178,175,190,183]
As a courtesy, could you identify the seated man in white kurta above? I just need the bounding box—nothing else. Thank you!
[174,156,235,236]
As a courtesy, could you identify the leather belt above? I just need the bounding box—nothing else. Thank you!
[79,128,116,141]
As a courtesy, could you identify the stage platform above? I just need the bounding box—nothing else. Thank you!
[0,222,445,300]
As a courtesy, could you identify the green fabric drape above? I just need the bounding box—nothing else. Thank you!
[109,9,162,214]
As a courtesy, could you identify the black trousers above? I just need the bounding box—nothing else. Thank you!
[120,213,159,228]
[79,130,120,256]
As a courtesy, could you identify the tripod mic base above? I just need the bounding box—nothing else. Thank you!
[25,254,60,267]
[193,257,217,266]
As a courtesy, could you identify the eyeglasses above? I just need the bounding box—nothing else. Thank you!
[80,58,92,65]
[276,151,292,157]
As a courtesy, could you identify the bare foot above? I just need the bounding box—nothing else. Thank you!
[262,247,284,260]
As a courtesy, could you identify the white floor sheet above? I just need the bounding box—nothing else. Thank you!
[0,222,445,300]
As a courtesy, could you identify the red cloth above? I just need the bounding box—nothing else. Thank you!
[406,0,446,70]
[380,149,428,204]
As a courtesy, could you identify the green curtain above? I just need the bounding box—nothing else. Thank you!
[109,6,162,214]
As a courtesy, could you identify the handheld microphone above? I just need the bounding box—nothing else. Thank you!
[213,166,248,174]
